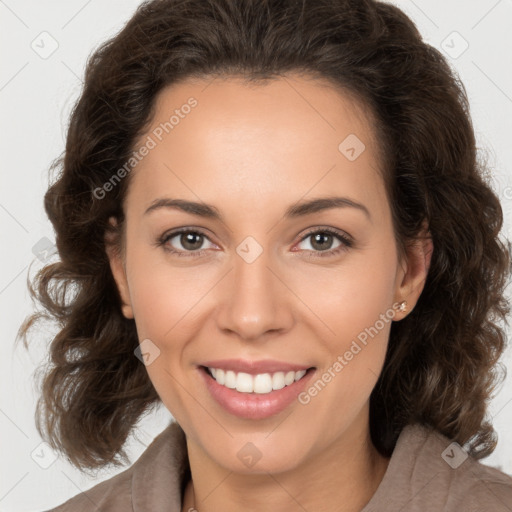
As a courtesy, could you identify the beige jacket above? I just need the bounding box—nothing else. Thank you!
[47,421,512,511]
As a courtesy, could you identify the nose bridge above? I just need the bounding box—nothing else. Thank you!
[216,238,293,339]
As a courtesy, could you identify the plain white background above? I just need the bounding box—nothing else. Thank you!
[1,1,511,510]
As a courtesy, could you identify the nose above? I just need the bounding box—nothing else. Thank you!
[215,244,295,341]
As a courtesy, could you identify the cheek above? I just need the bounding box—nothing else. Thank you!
[123,248,205,420]
[292,246,398,341]
[125,241,211,340]
[294,264,395,441]
[291,247,397,396]
[128,270,179,339]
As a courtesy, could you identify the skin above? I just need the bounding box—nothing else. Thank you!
[107,73,433,512]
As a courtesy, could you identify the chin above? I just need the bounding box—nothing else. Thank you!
[201,430,314,475]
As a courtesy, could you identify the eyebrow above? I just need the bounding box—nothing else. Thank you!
[144,196,371,222]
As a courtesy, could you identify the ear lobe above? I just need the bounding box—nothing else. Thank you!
[394,220,433,318]
[105,217,134,319]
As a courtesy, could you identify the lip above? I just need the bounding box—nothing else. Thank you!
[200,358,312,375]
[198,364,316,420]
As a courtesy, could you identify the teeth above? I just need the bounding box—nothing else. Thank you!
[215,368,225,385]
[225,370,237,389]
[272,372,285,390]
[284,371,295,386]
[295,369,307,381]
[207,367,308,394]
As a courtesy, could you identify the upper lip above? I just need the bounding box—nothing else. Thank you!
[200,359,314,375]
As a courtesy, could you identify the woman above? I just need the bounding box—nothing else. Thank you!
[18,0,512,510]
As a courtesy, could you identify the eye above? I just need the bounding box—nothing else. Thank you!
[156,226,353,259]
[294,227,353,258]
[157,228,216,257]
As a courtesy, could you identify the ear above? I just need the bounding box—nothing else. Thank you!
[393,219,433,320]
[105,216,134,319]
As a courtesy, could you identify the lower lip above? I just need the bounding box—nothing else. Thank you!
[199,366,316,420]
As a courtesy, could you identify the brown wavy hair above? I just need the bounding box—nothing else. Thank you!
[17,0,512,472]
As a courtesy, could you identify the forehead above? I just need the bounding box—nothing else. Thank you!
[146,74,375,145]
[125,74,386,220]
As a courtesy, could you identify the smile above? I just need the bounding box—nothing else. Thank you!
[199,363,316,420]
[206,367,308,394]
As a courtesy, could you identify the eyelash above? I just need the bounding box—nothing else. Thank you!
[156,226,354,259]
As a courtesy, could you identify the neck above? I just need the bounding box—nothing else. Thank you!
[182,415,390,512]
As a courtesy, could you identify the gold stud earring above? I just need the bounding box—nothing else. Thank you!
[397,300,407,313]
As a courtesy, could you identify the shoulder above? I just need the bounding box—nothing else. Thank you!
[45,420,188,512]
[399,424,512,510]
[44,465,133,512]
[440,440,512,510]
[365,423,512,511]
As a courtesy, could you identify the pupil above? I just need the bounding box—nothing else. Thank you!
[182,232,202,250]
[312,233,332,251]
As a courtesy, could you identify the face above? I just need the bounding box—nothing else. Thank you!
[107,74,431,474]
